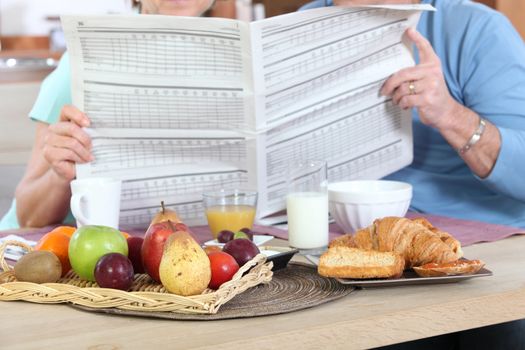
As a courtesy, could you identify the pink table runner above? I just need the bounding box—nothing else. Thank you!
[405,213,524,246]
[0,213,523,247]
[327,213,524,247]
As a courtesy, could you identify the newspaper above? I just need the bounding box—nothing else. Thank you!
[62,4,433,227]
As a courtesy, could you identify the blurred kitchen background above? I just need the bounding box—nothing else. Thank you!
[0,0,524,218]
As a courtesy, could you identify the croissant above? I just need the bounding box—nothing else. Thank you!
[410,217,463,258]
[327,233,356,248]
[334,217,463,268]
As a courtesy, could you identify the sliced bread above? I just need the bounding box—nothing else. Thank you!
[318,246,405,279]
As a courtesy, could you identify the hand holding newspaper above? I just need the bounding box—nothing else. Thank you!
[62,4,434,227]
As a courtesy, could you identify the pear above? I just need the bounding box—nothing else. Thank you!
[150,201,182,226]
[159,231,211,296]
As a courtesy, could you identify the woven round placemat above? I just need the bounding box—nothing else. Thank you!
[72,262,355,320]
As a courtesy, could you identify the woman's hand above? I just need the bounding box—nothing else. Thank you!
[380,28,460,132]
[43,105,93,181]
[380,27,501,179]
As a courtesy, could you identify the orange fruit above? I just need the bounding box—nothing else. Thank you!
[49,226,77,238]
[35,231,71,277]
[120,231,130,239]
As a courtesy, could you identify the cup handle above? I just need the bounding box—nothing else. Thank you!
[70,192,90,226]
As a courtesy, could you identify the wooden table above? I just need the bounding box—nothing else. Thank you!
[2,233,525,349]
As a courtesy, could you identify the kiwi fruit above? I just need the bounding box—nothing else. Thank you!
[14,250,62,283]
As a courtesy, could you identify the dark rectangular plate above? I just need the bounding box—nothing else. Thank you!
[335,267,493,287]
[304,255,492,288]
[260,246,299,271]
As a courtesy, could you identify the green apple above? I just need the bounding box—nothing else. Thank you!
[69,225,128,281]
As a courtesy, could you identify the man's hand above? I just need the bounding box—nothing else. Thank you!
[381,28,460,132]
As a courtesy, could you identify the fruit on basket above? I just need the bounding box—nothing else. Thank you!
[150,201,183,227]
[142,221,176,283]
[223,238,260,267]
[0,203,275,317]
[94,252,135,290]
[34,229,72,277]
[142,203,191,283]
[127,236,145,273]
[14,250,62,283]
[208,251,239,290]
[159,230,211,296]
[0,239,273,315]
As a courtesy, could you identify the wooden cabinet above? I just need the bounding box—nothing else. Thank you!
[476,0,525,40]
[253,0,311,18]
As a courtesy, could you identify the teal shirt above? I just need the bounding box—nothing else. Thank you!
[0,53,75,229]
[29,53,72,124]
[302,0,525,228]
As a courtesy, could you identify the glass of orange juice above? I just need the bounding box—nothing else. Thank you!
[202,190,258,239]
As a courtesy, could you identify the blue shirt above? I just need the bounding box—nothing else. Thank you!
[302,0,525,228]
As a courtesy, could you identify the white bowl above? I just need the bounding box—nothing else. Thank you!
[328,180,412,233]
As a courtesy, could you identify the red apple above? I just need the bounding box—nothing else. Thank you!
[141,221,175,282]
[127,236,145,274]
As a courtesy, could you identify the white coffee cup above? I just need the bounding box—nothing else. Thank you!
[70,177,122,229]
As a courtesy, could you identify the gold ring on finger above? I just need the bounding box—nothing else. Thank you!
[408,81,416,95]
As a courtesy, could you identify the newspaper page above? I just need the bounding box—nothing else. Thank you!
[62,4,433,227]
[249,4,433,216]
[62,15,257,227]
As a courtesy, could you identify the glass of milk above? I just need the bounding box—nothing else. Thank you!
[286,160,329,255]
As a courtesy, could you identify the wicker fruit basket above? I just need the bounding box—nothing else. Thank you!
[0,241,273,315]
